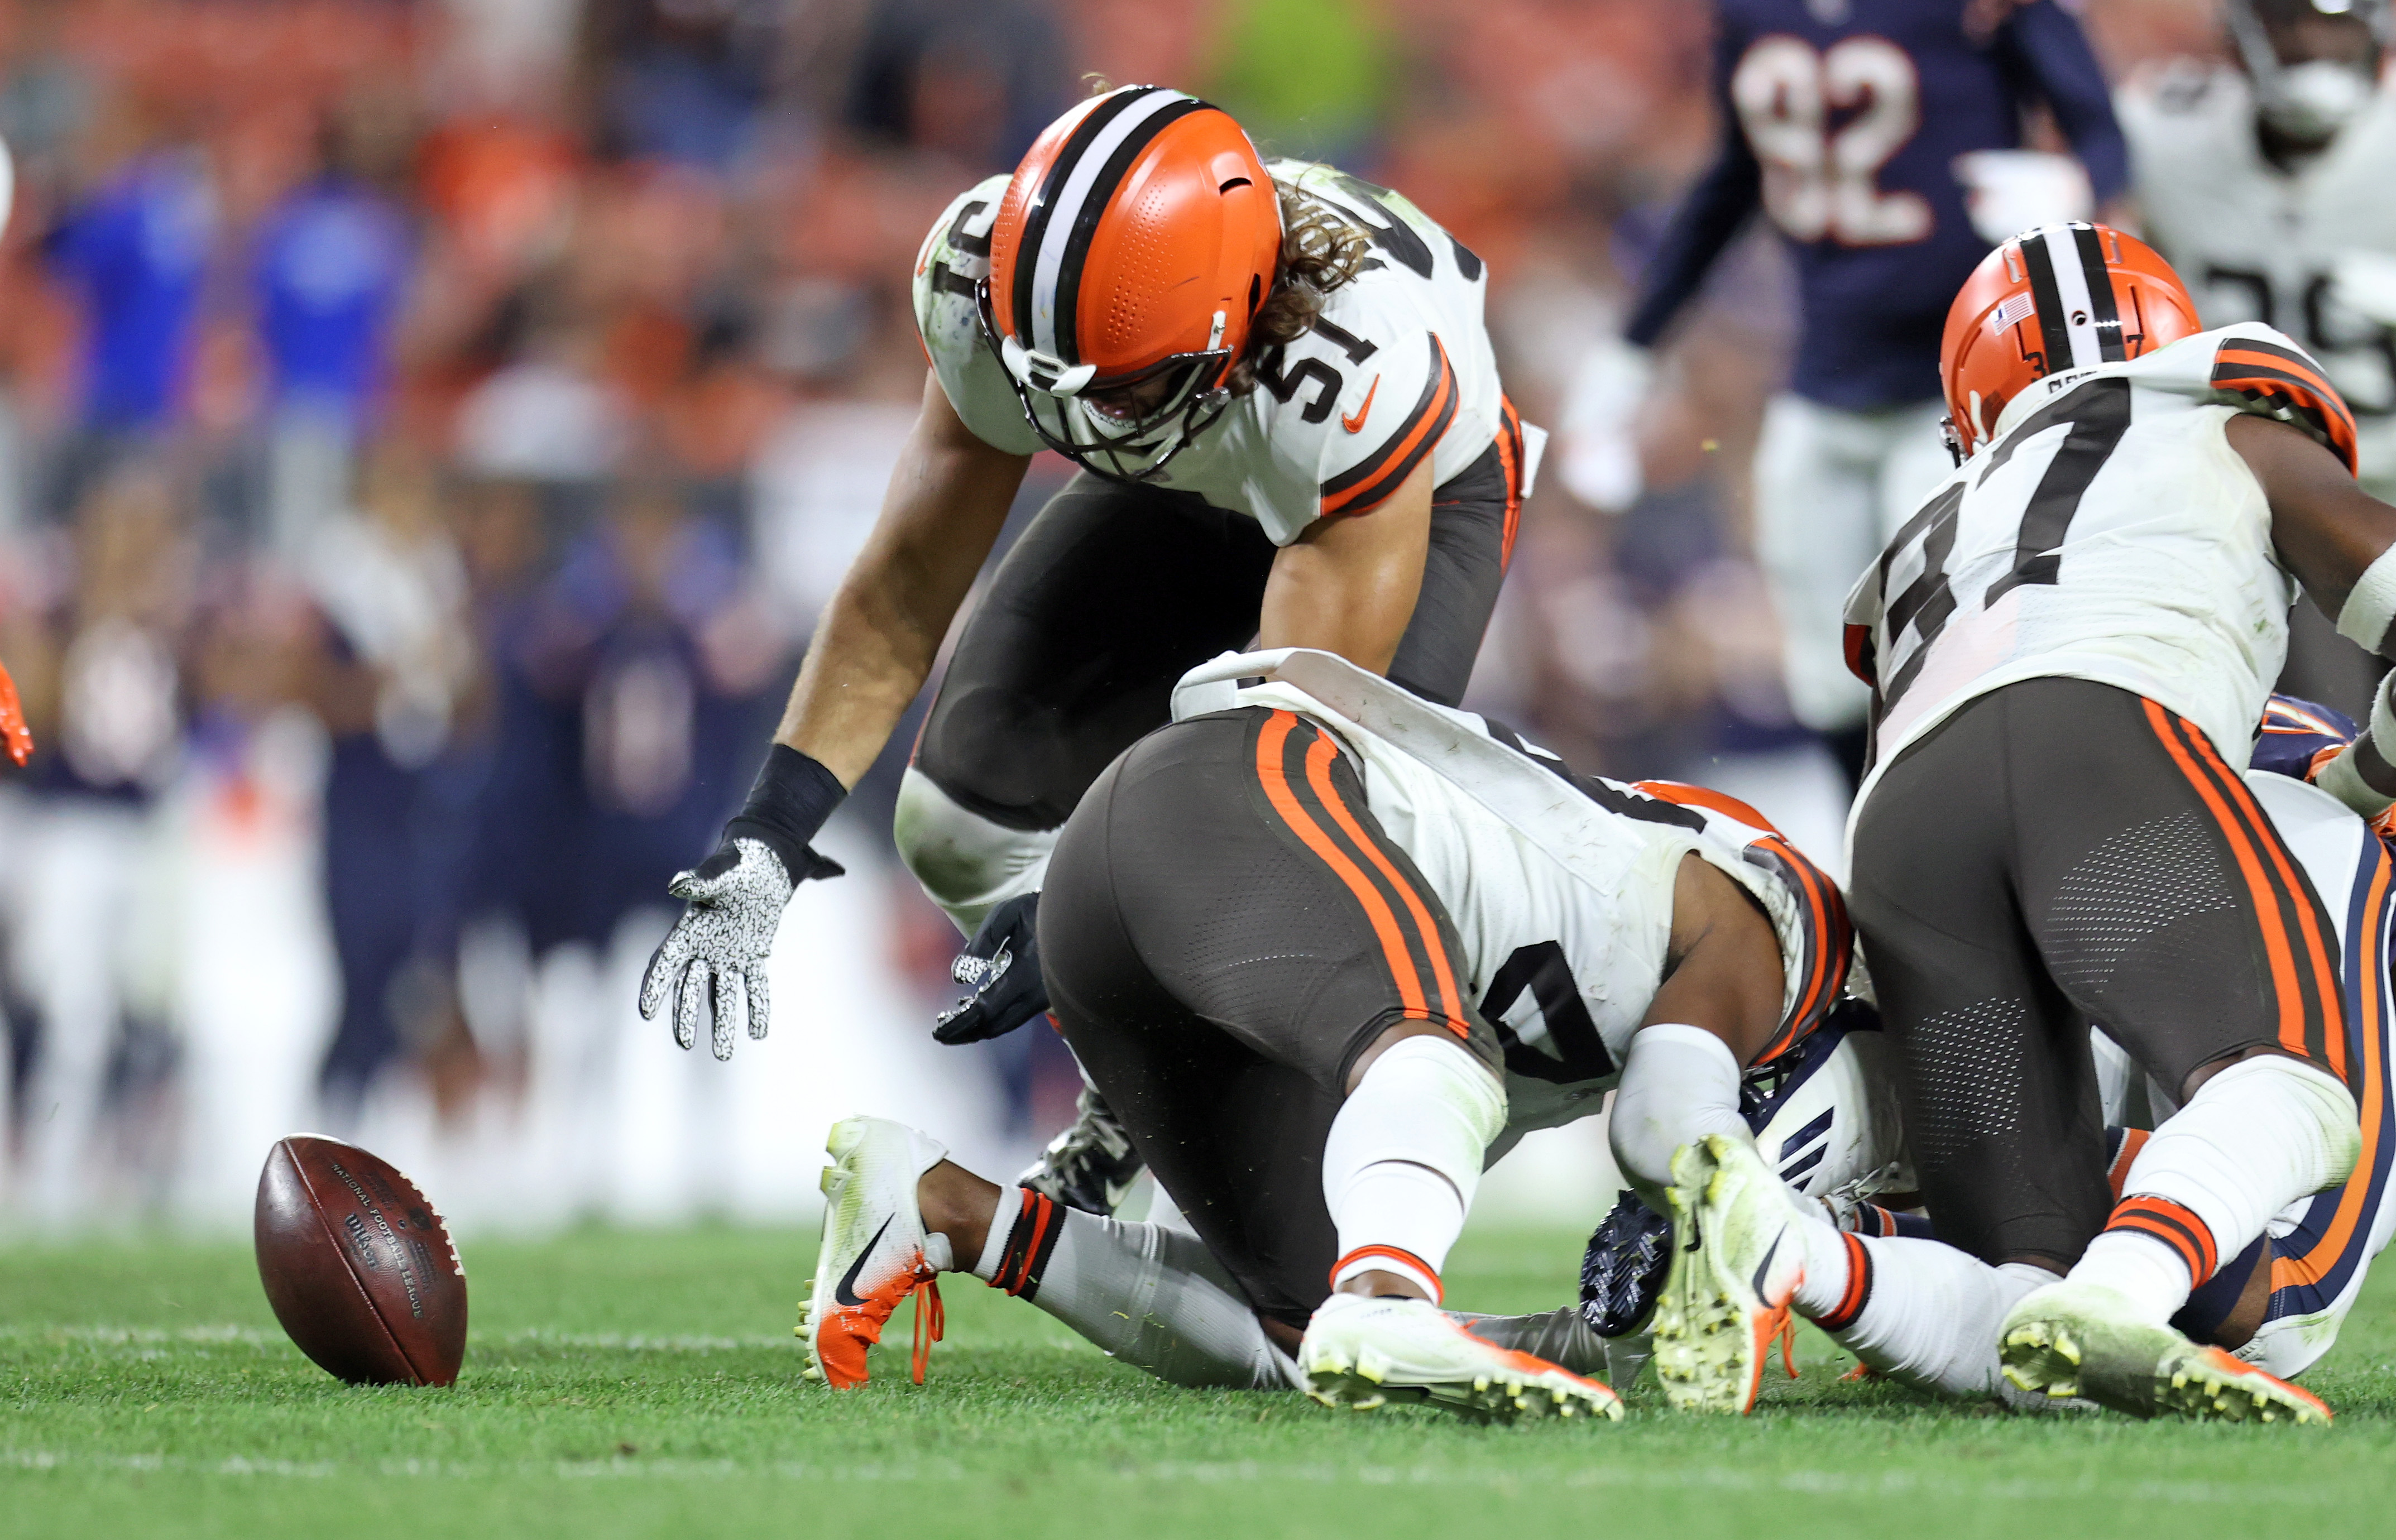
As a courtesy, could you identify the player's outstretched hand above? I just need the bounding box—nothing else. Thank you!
[641,839,820,1059]
[933,893,1048,1045]
[641,743,850,1058]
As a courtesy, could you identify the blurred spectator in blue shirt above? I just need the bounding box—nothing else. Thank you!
[254,106,416,432]
[45,117,215,435]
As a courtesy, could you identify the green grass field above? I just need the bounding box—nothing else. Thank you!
[6,1221,2394,1539]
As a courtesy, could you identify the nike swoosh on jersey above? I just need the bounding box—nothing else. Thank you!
[1341,375,1381,433]
[834,1216,896,1307]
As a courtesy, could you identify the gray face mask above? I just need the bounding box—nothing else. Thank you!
[2259,57,2379,140]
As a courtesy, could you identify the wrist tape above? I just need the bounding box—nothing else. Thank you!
[2318,674,2396,818]
[723,744,847,882]
[2335,543,2396,653]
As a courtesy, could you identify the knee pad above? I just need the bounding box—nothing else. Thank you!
[892,766,1058,934]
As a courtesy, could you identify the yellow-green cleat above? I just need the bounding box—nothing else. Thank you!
[1999,1280,2331,1424]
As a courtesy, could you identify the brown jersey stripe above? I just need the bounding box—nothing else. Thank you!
[1320,334,1458,516]
[2211,346,2360,472]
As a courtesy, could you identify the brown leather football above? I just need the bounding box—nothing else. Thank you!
[255,1135,468,1387]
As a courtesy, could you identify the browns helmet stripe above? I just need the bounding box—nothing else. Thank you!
[2021,226,2117,373]
[2018,231,2077,375]
[1053,98,1210,362]
[2071,225,2126,362]
[1012,90,1146,346]
[1016,87,1203,361]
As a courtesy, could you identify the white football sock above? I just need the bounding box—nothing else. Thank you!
[1321,1035,1506,1301]
[1780,1199,1863,1322]
[2069,1055,2359,1321]
[967,1183,1023,1282]
[1031,1206,1299,1390]
[1608,1023,1748,1210]
[1814,1235,2051,1401]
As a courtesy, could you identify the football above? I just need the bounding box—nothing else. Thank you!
[254,1135,468,1387]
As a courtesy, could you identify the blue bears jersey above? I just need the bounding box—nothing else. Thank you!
[1625,0,2127,411]
[2252,693,2365,787]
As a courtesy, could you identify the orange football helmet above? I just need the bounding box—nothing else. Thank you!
[1940,223,2202,459]
[979,85,1283,482]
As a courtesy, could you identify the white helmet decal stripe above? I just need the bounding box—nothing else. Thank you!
[1026,87,1196,359]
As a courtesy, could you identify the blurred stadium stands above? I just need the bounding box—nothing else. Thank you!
[0,0,2224,1231]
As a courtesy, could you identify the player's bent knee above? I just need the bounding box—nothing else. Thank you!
[892,766,1059,932]
[1608,1023,1745,1204]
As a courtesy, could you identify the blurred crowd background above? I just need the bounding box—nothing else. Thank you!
[0,0,2261,1231]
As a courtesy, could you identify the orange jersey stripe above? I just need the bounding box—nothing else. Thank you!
[2178,712,2348,1079]
[1496,396,1523,566]
[1253,711,1432,1020]
[1300,731,1469,1028]
[1633,779,1784,835]
[1320,340,1456,517]
[2216,347,2355,428]
[2145,701,2310,1058]
[2275,848,2388,1290]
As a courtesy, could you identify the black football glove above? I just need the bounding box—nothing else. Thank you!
[639,744,845,1059]
[933,893,1049,1045]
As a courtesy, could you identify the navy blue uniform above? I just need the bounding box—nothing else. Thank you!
[1625,0,2127,410]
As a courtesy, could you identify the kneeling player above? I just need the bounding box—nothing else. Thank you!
[798,649,1875,1419]
[1654,693,2396,1418]
[1655,224,2396,1425]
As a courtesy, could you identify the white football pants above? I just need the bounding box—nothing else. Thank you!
[1752,394,1953,734]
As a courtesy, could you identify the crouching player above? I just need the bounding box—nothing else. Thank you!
[798,647,1877,1420]
[1654,690,2396,1421]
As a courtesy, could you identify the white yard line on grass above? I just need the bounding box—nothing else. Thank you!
[0,1447,2354,1505]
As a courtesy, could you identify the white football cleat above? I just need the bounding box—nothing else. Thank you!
[799,1116,951,1389]
[1300,1293,1622,1424]
[1999,1280,2332,1425]
[1653,1132,1806,1414]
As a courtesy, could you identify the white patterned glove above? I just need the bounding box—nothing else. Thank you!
[639,838,797,1060]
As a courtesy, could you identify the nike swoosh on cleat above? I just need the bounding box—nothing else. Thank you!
[1341,376,1380,433]
[1750,1232,1782,1298]
[834,1216,894,1307]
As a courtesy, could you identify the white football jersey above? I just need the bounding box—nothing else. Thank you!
[1170,649,1853,1152]
[1844,323,2360,813]
[2119,64,2396,492]
[913,161,1511,545]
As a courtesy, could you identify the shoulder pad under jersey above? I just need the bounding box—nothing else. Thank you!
[2138,323,2361,474]
[911,176,1040,457]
